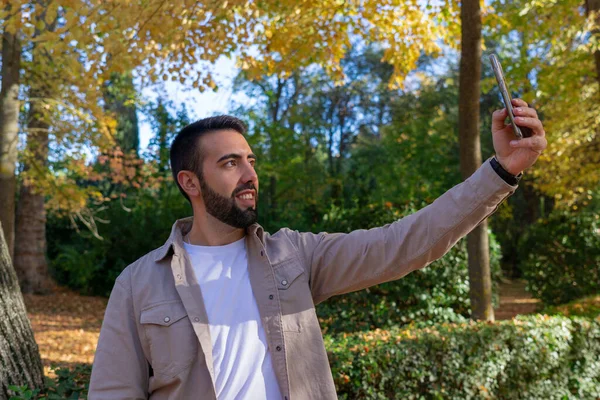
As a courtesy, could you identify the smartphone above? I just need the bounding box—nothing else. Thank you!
[489,54,532,139]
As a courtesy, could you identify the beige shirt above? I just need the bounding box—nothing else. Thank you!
[89,161,516,399]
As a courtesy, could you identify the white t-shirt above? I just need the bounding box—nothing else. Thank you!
[183,237,282,400]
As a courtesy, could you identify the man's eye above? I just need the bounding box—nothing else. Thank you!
[225,160,236,167]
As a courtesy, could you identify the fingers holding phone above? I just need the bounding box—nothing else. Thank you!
[506,98,545,150]
[491,97,547,175]
[511,102,540,137]
[488,54,547,175]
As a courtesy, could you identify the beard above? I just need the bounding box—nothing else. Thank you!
[199,179,258,229]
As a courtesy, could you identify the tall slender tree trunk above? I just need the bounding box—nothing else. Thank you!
[586,0,600,87]
[0,221,45,398]
[14,94,53,294]
[459,0,494,321]
[14,6,56,295]
[0,10,22,261]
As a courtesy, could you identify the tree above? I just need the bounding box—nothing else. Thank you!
[486,0,599,208]
[0,3,22,260]
[586,0,600,87]
[13,5,56,294]
[13,89,54,294]
[459,0,494,321]
[0,220,44,397]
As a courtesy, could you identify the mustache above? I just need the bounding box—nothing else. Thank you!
[232,183,258,197]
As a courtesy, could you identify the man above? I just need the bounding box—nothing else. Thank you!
[89,99,547,399]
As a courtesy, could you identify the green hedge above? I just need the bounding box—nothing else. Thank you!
[326,315,600,399]
[10,316,600,399]
[520,207,600,306]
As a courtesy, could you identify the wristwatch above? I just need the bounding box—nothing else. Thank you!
[489,157,522,186]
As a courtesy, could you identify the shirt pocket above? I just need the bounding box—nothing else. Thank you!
[273,259,311,333]
[274,259,305,291]
[140,301,198,378]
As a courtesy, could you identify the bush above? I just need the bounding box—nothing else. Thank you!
[520,207,600,306]
[316,201,503,334]
[326,315,600,399]
[21,316,599,399]
[47,186,191,296]
[8,364,91,399]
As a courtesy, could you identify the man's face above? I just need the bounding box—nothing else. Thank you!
[197,129,259,229]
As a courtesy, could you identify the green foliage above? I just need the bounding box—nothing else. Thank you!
[8,386,39,400]
[520,204,600,306]
[47,185,191,296]
[41,365,91,399]
[347,71,462,207]
[326,315,600,399]
[8,365,91,400]
[316,201,503,334]
[233,47,398,233]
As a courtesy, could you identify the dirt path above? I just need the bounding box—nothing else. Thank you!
[24,288,107,376]
[494,279,541,320]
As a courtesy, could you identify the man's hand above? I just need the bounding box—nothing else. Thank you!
[491,98,547,176]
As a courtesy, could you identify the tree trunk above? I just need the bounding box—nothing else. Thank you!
[459,0,494,321]
[0,11,22,261]
[0,221,45,398]
[14,95,53,294]
[586,0,600,88]
[13,6,56,295]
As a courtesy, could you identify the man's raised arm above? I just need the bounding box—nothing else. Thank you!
[285,98,546,304]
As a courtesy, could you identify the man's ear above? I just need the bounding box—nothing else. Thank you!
[177,170,201,198]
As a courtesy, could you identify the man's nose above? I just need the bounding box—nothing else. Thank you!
[241,161,258,183]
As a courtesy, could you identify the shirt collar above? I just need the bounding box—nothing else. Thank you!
[153,216,265,263]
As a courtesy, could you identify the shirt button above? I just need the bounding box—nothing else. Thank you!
[269,295,274,300]
[194,317,200,322]
[276,346,282,351]
[176,274,181,280]
[281,280,288,286]
[163,317,170,323]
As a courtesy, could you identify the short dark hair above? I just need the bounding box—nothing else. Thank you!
[170,115,247,202]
